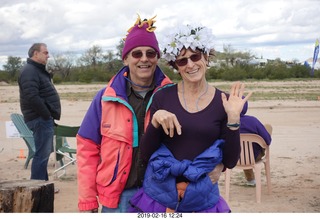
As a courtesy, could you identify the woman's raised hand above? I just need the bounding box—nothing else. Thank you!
[221,82,252,122]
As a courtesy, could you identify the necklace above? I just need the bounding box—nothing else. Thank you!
[181,80,209,111]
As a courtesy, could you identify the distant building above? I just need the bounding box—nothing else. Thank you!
[248,58,268,67]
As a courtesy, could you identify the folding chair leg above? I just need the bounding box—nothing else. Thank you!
[254,166,262,203]
[265,162,272,194]
[225,169,231,202]
[24,157,31,169]
[53,151,76,178]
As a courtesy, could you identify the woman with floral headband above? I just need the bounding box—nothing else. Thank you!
[128,24,252,213]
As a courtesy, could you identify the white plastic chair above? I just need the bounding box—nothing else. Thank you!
[225,124,272,203]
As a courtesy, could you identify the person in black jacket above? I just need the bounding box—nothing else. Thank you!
[18,43,61,181]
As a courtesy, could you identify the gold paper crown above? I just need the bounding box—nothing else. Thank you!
[124,14,157,41]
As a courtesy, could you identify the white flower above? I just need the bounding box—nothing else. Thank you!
[161,24,215,62]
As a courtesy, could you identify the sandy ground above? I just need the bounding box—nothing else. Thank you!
[0,82,320,213]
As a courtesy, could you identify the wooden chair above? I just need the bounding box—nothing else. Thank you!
[10,113,35,169]
[225,124,272,203]
[53,124,79,178]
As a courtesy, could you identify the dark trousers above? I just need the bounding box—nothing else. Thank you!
[26,117,54,181]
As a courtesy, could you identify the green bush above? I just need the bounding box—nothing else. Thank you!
[0,71,10,82]
[53,74,63,84]
[313,69,320,78]
[262,63,289,79]
[221,66,246,81]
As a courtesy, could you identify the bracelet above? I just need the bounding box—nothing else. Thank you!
[227,122,240,128]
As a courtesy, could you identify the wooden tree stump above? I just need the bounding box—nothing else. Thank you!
[0,180,54,212]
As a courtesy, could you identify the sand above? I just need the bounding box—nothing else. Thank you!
[0,82,320,213]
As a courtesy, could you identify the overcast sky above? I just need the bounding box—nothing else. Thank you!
[1,0,320,69]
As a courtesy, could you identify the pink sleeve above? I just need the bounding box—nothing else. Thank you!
[77,134,100,211]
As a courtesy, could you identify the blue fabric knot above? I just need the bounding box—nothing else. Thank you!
[171,160,191,176]
[143,139,225,212]
[151,156,191,181]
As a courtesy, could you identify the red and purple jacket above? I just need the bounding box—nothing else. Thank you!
[77,65,172,211]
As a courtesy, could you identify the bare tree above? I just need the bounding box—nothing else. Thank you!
[115,39,124,59]
[223,44,235,66]
[103,50,115,62]
[215,44,255,67]
[78,45,104,67]
[47,52,75,79]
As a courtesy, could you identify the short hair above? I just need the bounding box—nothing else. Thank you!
[28,43,47,58]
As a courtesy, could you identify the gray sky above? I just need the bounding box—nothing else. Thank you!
[1,0,320,68]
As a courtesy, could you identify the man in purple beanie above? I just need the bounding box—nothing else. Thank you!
[76,15,172,213]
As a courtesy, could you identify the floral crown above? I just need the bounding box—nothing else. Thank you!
[162,23,215,62]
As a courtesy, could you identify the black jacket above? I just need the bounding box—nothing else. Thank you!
[18,58,61,122]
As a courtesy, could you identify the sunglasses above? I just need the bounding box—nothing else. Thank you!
[175,53,202,67]
[131,50,157,59]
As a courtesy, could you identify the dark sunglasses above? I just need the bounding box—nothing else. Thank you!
[175,53,202,67]
[131,50,157,59]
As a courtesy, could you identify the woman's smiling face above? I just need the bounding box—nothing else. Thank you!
[176,49,207,83]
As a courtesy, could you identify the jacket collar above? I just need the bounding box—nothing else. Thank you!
[106,65,170,100]
[27,58,47,71]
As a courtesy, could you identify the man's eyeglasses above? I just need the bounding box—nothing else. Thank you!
[131,50,157,59]
[175,53,202,67]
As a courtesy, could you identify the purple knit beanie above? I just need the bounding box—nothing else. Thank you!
[122,15,160,60]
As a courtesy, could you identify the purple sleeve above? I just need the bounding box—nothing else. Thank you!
[219,91,241,169]
[140,124,162,163]
[140,93,163,163]
[222,128,241,169]
[78,87,106,144]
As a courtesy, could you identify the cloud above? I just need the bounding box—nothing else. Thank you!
[0,0,320,69]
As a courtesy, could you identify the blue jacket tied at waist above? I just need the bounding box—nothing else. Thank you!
[143,139,225,212]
